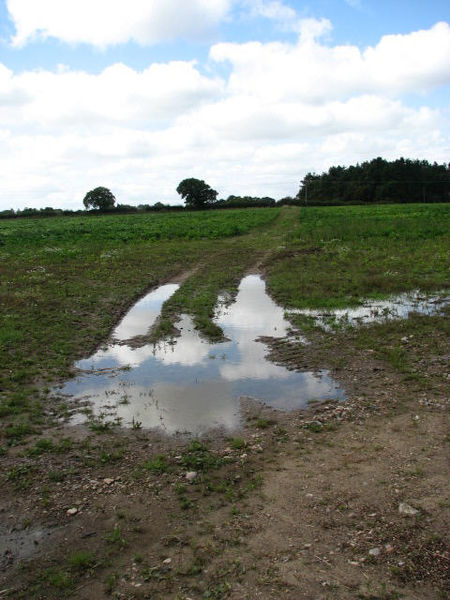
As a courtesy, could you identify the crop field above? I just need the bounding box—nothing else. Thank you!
[0,207,280,248]
[0,203,449,599]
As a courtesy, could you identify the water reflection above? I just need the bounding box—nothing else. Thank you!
[113,283,179,341]
[288,290,448,330]
[62,275,344,435]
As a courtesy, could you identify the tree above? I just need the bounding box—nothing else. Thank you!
[83,187,116,210]
[176,178,218,209]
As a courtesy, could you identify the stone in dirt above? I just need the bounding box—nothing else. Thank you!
[185,472,197,482]
[66,508,78,516]
[369,547,380,557]
[398,502,419,516]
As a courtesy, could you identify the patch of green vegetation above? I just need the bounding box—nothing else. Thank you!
[144,453,170,474]
[104,524,128,549]
[180,440,224,472]
[6,464,35,491]
[230,437,246,449]
[67,550,96,571]
[267,203,449,310]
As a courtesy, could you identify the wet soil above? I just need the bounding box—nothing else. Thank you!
[0,297,448,599]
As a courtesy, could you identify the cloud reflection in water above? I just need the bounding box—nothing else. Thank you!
[63,275,344,435]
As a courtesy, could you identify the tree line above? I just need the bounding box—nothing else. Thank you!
[1,157,448,218]
[298,157,449,205]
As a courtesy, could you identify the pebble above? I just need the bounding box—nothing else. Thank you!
[163,558,172,565]
[66,508,78,516]
[369,547,380,557]
[103,478,114,485]
[398,502,419,516]
[385,544,394,553]
[185,471,197,482]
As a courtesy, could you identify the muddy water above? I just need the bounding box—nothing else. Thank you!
[287,290,448,329]
[60,275,344,435]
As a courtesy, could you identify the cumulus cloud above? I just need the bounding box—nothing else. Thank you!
[211,21,450,100]
[0,19,449,209]
[7,0,232,47]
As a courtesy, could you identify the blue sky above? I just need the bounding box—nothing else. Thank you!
[0,0,449,210]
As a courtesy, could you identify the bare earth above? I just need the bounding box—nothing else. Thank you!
[1,312,448,599]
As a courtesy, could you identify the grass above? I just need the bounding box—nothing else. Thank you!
[267,203,449,310]
[0,206,287,444]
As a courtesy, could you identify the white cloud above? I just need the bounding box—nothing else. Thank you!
[0,20,449,210]
[7,0,232,47]
[211,21,450,100]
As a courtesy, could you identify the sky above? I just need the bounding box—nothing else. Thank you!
[0,0,449,210]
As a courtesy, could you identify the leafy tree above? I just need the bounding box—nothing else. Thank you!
[176,178,218,209]
[83,187,116,210]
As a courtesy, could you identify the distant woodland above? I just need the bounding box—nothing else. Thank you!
[297,157,450,205]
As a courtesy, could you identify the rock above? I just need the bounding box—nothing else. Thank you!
[185,471,197,482]
[162,558,172,565]
[66,508,78,516]
[399,502,419,516]
[369,547,380,557]
[103,478,114,485]
[385,544,394,553]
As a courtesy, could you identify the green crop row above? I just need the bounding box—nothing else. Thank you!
[0,208,280,249]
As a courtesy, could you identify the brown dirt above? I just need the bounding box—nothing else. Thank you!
[0,319,448,599]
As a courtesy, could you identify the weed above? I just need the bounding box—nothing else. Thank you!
[230,437,246,450]
[104,524,128,549]
[105,571,119,594]
[180,440,224,471]
[144,453,170,473]
[67,550,96,571]
[6,464,35,491]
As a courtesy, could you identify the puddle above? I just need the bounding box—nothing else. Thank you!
[0,523,61,569]
[113,283,179,341]
[58,275,344,435]
[287,291,448,330]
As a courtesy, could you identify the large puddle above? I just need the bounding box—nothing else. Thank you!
[59,275,344,435]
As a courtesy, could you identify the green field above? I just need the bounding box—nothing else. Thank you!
[266,203,449,309]
[1,203,449,600]
[0,203,449,446]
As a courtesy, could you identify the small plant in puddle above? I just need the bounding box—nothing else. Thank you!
[131,416,142,429]
[88,416,117,432]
